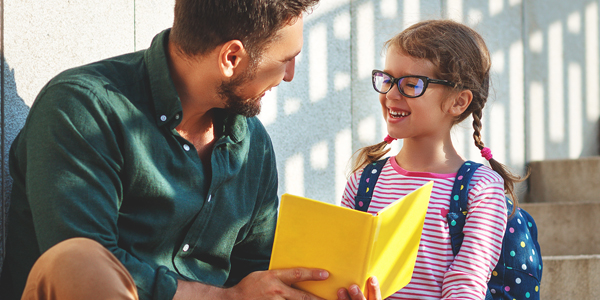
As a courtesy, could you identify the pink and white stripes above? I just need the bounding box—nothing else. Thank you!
[341,158,507,300]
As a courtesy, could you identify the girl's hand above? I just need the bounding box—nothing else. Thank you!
[336,276,382,300]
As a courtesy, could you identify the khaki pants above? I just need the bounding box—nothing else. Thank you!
[21,238,139,300]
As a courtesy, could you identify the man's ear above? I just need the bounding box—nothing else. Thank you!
[219,40,247,78]
[448,89,473,116]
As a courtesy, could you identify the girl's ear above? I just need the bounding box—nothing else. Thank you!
[218,40,248,78]
[448,89,473,116]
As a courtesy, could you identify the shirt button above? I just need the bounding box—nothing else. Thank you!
[207,195,212,202]
[183,144,190,151]
[160,115,167,122]
[175,114,180,120]
[182,244,190,252]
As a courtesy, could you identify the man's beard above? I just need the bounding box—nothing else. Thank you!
[218,68,262,118]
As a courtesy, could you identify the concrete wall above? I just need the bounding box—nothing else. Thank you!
[1,0,600,269]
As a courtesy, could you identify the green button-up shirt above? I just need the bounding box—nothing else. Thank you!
[1,29,279,300]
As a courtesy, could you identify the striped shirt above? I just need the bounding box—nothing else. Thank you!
[341,157,507,300]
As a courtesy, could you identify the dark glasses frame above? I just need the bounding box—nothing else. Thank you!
[372,70,457,98]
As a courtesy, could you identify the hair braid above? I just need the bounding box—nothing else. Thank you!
[471,107,527,218]
[471,106,485,149]
[350,141,390,176]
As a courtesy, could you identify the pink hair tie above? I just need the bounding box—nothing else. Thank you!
[481,147,493,161]
[384,135,396,144]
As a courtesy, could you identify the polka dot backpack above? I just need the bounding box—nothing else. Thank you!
[447,161,543,300]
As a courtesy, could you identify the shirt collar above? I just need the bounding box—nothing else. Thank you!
[217,110,248,144]
[144,29,183,129]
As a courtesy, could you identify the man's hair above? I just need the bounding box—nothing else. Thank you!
[170,0,319,61]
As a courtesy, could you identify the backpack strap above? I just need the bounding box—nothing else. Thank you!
[447,161,483,256]
[354,157,389,212]
[447,161,494,300]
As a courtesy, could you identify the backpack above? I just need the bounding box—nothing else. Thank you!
[354,159,543,300]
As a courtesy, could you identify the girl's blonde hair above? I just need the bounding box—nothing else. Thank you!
[352,19,526,215]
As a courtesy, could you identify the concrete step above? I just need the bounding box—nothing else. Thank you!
[520,202,600,256]
[540,255,600,300]
[519,158,600,299]
[526,157,600,203]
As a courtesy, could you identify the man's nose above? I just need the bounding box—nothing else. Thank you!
[283,58,295,82]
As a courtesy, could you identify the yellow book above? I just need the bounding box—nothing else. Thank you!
[268,181,433,300]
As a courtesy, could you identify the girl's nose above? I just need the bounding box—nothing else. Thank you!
[386,83,403,100]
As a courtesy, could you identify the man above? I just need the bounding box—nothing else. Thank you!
[0,0,346,299]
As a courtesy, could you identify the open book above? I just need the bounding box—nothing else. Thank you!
[269,181,433,299]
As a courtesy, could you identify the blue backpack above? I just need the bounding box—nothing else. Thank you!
[355,159,543,300]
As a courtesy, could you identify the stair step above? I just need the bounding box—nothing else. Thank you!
[526,157,600,203]
[520,202,600,256]
[540,255,600,300]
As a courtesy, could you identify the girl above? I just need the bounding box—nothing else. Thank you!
[339,20,525,300]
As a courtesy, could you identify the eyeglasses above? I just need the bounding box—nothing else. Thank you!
[372,70,457,98]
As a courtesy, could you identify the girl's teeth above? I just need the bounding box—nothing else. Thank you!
[390,110,410,117]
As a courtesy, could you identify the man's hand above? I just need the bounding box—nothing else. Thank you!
[224,268,329,299]
[175,268,329,299]
[336,276,382,300]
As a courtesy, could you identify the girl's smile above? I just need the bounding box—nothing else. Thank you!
[388,108,411,119]
[386,108,412,125]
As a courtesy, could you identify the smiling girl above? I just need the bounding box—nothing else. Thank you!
[339,20,525,300]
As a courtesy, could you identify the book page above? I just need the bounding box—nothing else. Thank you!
[368,181,433,298]
[269,195,375,299]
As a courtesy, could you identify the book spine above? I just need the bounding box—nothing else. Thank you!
[361,216,381,292]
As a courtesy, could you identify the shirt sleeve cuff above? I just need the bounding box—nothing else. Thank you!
[149,266,179,300]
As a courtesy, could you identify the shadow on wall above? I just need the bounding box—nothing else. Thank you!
[584,116,600,157]
[598,119,600,155]
[595,118,600,155]
[1,56,31,274]
[580,117,600,157]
